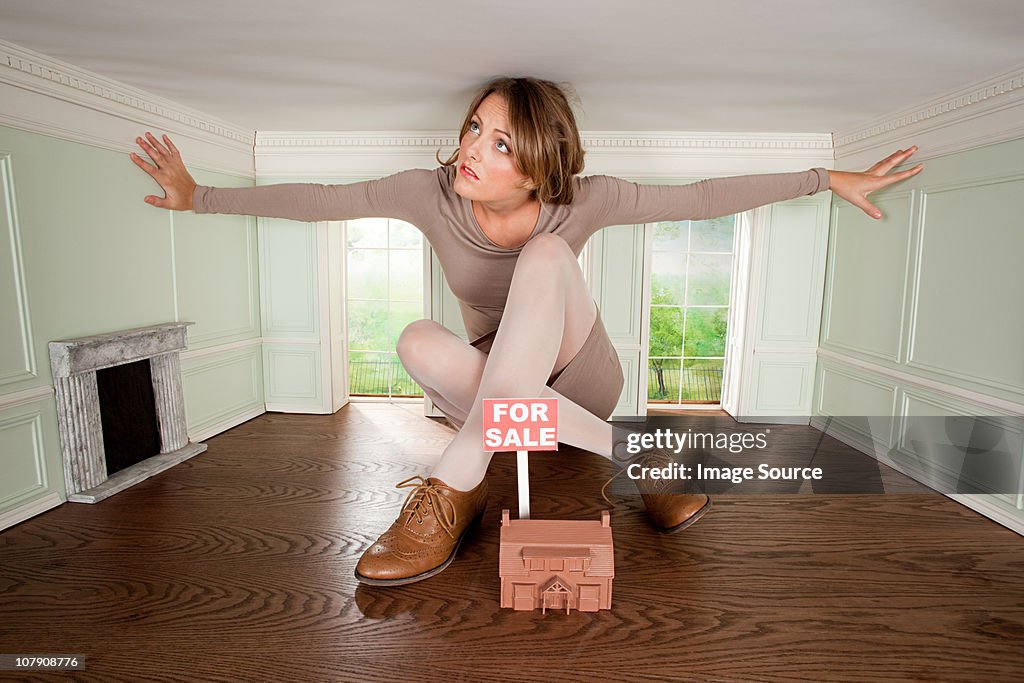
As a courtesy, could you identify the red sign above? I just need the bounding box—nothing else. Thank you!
[482,398,559,452]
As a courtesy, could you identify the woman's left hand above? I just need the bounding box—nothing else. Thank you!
[828,146,924,219]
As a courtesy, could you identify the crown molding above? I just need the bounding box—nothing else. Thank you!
[255,130,835,180]
[256,132,458,149]
[0,40,254,177]
[255,130,832,151]
[583,132,833,152]
[834,63,1024,167]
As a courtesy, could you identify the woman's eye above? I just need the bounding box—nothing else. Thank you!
[469,121,480,133]
[496,140,510,154]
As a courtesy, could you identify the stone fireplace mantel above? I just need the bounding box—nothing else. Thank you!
[49,322,207,503]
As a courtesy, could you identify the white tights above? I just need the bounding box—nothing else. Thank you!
[395,234,616,491]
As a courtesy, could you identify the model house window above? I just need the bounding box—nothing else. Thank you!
[529,558,545,570]
[648,216,735,404]
[346,218,424,398]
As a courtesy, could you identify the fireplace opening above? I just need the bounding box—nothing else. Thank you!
[96,359,161,475]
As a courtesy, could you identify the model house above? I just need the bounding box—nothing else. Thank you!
[499,509,614,613]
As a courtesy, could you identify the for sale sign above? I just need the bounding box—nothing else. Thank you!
[482,398,559,452]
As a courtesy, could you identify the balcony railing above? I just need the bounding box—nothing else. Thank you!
[349,358,423,397]
[349,358,723,403]
[648,364,723,403]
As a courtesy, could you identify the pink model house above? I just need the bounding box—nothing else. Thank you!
[498,509,614,613]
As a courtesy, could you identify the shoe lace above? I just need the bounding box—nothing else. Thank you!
[600,450,671,506]
[395,476,458,538]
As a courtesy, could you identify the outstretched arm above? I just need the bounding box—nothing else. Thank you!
[129,132,437,224]
[581,146,924,230]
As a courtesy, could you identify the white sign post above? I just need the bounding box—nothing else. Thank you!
[482,398,559,520]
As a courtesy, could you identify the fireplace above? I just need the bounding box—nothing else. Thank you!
[48,322,207,503]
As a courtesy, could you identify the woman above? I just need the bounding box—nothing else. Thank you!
[131,77,923,586]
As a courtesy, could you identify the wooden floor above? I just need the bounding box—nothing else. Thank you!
[1,404,1023,682]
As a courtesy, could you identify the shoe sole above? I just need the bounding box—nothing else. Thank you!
[354,509,485,587]
[657,496,712,535]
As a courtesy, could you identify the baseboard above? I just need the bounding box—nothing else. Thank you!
[0,492,63,532]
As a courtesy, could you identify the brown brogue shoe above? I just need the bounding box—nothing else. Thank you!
[355,476,488,586]
[640,491,711,533]
[603,448,711,534]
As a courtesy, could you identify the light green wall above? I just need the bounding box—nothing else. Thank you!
[0,125,263,517]
[820,136,1024,402]
[816,136,1024,523]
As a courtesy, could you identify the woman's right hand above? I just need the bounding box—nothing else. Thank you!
[130,132,197,211]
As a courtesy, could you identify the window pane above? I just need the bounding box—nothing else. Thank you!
[680,359,725,402]
[389,220,422,248]
[687,254,732,306]
[347,300,391,351]
[648,358,681,401]
[349,350,391,395]
[388,300,424,349]
[683,308,728,357]
[651,254,686,305]
[348,249,388,300]
[690,216,734,252]
[347,217,388,249]
[653,221,688,252]
[389,249,423,301]
[648,306,682,357]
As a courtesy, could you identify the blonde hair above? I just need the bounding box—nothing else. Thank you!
[440,77,585,205]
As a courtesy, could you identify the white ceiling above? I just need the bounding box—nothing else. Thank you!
[1,0,1022,135]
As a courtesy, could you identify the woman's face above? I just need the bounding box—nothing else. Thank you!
[453,93,534,205]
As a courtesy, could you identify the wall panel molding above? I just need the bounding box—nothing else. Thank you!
[179,215,261,348]
[758,199,829,345]
[593,225,646,345]
[0,154,37,387]
[613,351,641,417]
[0,410,48,506]
[752,356,814,413]
[0,386,53,411]
[815,362,899,448]
[181,346,264,437]
[820,192,915,363]
[896,391,1022,508]
[180,337,262,362]
[904,175,1024,396]
[817,349,1024,416]
[263,346,324,412]
[259,219,318,337]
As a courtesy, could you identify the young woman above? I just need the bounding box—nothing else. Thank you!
[131,77,923,586]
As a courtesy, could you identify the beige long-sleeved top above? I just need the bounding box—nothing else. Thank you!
[194,165,830,343]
